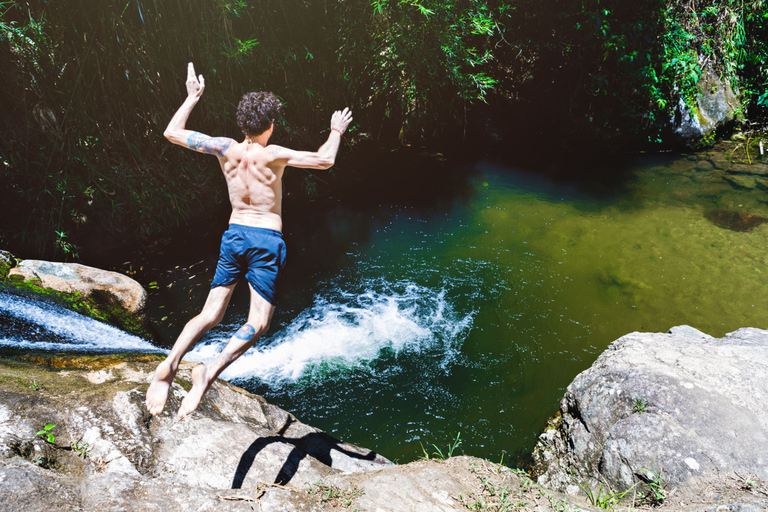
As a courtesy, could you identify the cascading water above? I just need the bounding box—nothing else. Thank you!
[187,279,474,386]
[0,292,164,353]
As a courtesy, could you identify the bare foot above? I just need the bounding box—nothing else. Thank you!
[178,364,210,419]
[146,361,175,416]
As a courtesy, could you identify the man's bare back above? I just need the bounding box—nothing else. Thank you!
[145,63,352,418]
[218,140,286,231]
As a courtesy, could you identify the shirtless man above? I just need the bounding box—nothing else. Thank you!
[145,62,352,418]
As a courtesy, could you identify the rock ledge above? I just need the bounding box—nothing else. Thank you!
[533,326,768,507]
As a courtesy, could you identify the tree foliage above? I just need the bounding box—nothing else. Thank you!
[1,0,767,260]
[0,0,506,259]
[337,0,503,142]
[490,0,768,145]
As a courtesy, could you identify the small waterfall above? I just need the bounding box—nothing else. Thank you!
[0,292,165,353]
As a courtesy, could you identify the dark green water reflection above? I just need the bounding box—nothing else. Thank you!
[178,153,768,464]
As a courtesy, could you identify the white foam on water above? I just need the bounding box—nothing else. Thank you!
[186,281,473,386]
[0,292,165,353]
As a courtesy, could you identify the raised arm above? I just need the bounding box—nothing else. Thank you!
[163,62,234,157]
[271,108,353,169]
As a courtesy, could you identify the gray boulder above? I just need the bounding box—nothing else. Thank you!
[533,326,768,497]
[672,70,741,148]
[8,260,146,315]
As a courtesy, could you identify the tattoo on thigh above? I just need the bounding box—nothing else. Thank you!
[235,324,257,341]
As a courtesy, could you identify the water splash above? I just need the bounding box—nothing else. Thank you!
[0,292,164,353]
[186,280,473,386]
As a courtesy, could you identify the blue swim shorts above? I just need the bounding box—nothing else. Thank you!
[210,225,287,305]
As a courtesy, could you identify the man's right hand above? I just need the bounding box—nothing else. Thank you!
[186,62,205,99]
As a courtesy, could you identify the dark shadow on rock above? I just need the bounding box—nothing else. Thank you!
[704,209,768,232]
[231,416,379,488]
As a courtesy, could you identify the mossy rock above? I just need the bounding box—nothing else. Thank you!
[543,410,563,432]
[11,352,164,371]
[3,275,152,339]
[0,250,16,280]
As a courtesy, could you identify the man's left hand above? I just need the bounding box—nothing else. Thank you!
[186,62,205,99]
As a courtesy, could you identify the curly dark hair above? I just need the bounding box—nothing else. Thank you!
[236,92,282,136]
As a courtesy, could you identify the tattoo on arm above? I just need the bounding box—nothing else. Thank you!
[187,132,233,156]
[271,146,283,157]
[234,324,257,341]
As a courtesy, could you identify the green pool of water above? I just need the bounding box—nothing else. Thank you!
[179,151,768,465]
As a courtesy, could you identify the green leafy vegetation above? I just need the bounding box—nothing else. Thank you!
[579,480,635,510]
[632,397,649,414]
[637,465,668,506]
[500,0,767,146]
[419,431,463,460]
[71,438,89,458]
[36,423,56,444]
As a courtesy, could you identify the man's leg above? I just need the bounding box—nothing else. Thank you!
[178,284,275,418]
[146,284,236,416]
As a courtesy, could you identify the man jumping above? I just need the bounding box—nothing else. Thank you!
[146,62,352,418]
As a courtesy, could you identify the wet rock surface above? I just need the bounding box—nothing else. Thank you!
[533,326,768,510]
[0,251,15,280]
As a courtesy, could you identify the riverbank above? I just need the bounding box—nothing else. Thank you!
[1,336,767,511]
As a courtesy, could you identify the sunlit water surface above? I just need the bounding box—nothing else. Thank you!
[4,153,767,464]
